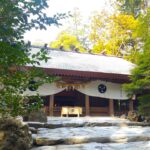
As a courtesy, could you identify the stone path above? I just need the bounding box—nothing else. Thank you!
[32,141,150,150]
[29,117,150,150]
[28,117,150,129]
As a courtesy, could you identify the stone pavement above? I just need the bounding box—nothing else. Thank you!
[29,117,150,150]
[32,141,150,150]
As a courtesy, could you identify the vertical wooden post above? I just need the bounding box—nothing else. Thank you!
[49,95,54,116]
[129,100,134,111]
[109,99,114,116]
[85,95,90,116]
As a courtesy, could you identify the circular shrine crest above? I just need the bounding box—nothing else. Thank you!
[28,80,38,91]
[98,84,107,93]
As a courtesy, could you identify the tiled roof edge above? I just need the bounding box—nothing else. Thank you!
[31,45,123,58]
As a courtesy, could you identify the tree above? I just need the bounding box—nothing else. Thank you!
[66,8,91,49]
[116,0,146,17]
[50,31,87,52]
[89,11,107,54]
[124,8,150,116]
[0,0,65,117]
[51,8,90,50]
[89,11,139,61]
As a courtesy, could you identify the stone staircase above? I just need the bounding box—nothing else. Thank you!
[28,117,150,150]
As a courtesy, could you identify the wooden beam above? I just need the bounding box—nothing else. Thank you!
[109,99,114,116]
[49,95,54,116]
[85,95,90,116]
[129,100,134,111]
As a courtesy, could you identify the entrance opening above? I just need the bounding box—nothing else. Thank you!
[54,90,85,116]
[42,91,112,117]
[114,100,130,116]
[89,97,109,116]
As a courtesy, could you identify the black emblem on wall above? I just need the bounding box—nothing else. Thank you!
[28,80,38,91]
[98,84,107,93]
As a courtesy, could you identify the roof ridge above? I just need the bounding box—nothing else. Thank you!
[31,45,123,59]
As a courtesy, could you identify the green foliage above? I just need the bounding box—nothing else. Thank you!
[51,10,140,62]
[0,0,64,117]
[138,94,150,116]
[50,8,90,51]
[67,8,90,49]
[89,12,140,61]
[124,8,150,115]
[50,31,87,52]
[117,0,146,17]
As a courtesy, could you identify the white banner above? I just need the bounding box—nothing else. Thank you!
[23,83,65,96]
[24,80,129,100]
[77,80,128,100]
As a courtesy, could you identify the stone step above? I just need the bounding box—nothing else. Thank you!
[34,135,150,146]
[33,126,150,146]
[31,141,150,150]
[27,121,150,129]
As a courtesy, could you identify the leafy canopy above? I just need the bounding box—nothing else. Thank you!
[90,12,139,61]
[50,31,87,52]
[50,10,139,61]
[124,8,150,115]
[117,0,146,17]
[0,0,65,117]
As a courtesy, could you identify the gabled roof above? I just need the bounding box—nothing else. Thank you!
[29,46,135,83]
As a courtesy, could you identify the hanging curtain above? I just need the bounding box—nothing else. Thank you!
[23,80,129,100]
[23,83,65,96]
[77,80,129,100]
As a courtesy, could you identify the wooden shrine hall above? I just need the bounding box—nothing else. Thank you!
[24,46,136,117]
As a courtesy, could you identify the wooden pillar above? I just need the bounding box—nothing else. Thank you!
[129,100,134,111]
[109,99,114,116]
[85,95,90,116]
[49,95,54,116]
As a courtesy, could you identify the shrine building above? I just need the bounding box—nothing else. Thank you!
[24,46,136,117]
